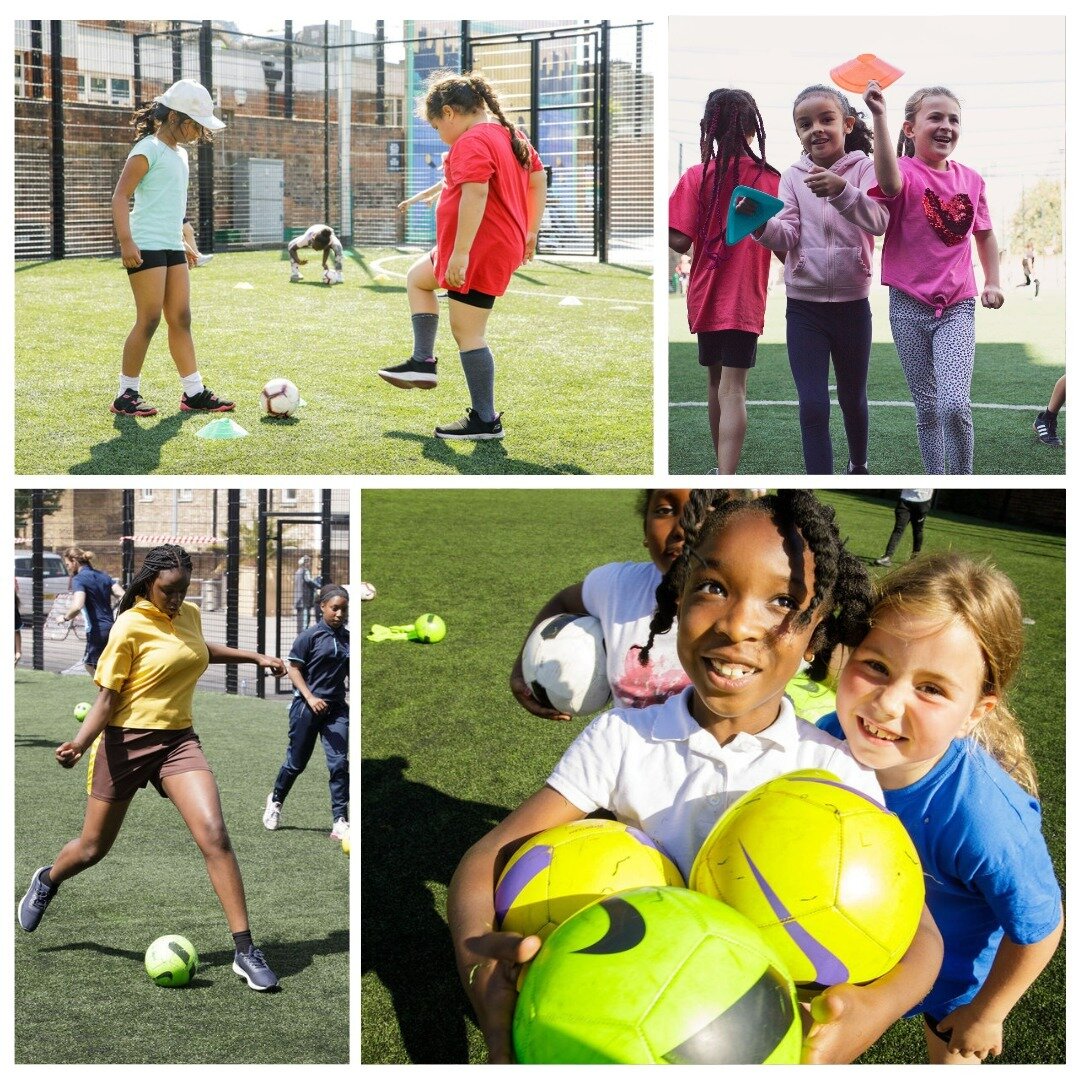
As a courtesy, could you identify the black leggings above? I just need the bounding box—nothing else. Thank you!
[883,498,932,559]
[785,297,872,473]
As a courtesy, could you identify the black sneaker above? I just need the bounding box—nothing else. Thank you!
[180,388,235,412]
[873,556,892,567]
[434,408,504,441]
[846,462,870,475]
[18,866,58,932]
[1034,410,1063,447]
[110,388,158,417]
[378,358,438,389]
[233,946,279,991]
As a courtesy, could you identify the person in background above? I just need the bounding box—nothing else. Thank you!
[874,489,934,566]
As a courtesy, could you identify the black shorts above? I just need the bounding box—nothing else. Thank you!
[127,249,187,275]
[697,329,758,369]
[447,288,496,310]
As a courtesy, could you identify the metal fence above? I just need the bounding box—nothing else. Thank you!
[15,488,350,699]
[14,18,653,262]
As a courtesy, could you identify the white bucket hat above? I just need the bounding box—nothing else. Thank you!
[154,79,226,131]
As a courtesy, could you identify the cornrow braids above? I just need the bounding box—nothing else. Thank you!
[318,583,349,606]
[118,544,193,615]
[423,70,532,168]
[793,84,874,156]
[896,85,961,158]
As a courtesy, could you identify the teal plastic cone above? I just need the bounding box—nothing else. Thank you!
[195,417,249,440]
[726,186,785,244]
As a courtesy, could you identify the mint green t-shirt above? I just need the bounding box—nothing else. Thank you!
[127,135,188,250]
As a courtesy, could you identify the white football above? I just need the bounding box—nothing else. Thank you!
[323,269,342,285]
[521,614,611,716]
[260,378,301,418]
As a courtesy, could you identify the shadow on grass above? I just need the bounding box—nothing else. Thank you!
[384,430,588,476]
[69,412,190,475]
[361,756,508,1064]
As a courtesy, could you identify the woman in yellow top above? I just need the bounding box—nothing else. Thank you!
[17,545,287,992]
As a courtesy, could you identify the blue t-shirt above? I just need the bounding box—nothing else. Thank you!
[818,712,1061,1017]
[71,566,116,639]
[288,620,349,705]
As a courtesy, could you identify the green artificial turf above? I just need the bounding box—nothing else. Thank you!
[15,251,651,476]
[14,673,349,1064]
[360,488,1064,1065]
[668,285,1065,475]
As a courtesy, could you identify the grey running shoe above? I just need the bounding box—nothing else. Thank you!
[233,946,279,991]
[18,866,58,932]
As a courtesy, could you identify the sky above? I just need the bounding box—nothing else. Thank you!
[669,16,1065,244]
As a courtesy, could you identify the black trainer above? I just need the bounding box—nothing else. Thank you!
[18,866,58,932]
[846,462,870,475]
[180,388,235,412]
[378,357,438,389]
[232,946,280,991]
[110,388,158,417]
[434,408,504,441]
[1034,410,1063,447]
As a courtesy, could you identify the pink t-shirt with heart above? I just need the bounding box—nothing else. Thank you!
[870,155,991,310]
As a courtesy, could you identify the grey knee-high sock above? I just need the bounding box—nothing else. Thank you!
[411,313,439,363]
[459,346,496,421]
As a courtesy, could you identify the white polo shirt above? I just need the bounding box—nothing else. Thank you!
[547,688,884,880]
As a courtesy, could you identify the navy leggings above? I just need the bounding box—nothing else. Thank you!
[272,698,349,821]
[785,297,872,474]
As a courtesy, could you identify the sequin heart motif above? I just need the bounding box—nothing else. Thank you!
[922,189,974,247]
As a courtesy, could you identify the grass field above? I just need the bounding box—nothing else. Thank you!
[14,673,348,1064]
[669,282,1065,475]
[360,488,1065,1065]
[15,249,651,476]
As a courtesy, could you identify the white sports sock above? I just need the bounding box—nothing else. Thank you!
[181,372,205,397]
[119,374,140,396]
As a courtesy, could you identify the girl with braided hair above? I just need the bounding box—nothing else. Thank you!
[448,490,943,1063]
[378,71,548,442]
[18,545,288,992]
[669,89,781,473]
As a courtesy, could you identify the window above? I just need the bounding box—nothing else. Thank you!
[15,54,25,98]
[282,490,299,505]
[75,72,131,106]
[140,489,155,502]
[178,489,194,503]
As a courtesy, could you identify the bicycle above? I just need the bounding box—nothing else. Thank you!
[43,592,86,641]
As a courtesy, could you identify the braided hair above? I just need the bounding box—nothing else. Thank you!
[896,86,961,157]
[317,583,349,607]
[697,89,779,261]
[117,544,193,615]
[129,101,214,144]
[792,84,874,155]
[638,490,873,682]
[423,71,532,168]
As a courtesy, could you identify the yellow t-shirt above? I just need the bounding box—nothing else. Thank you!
[94,599,210,730]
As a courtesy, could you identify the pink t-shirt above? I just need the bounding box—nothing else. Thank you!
[870,155,991,310]
[669,158,780,334]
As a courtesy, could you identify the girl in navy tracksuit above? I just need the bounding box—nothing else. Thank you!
[263,585,350,838]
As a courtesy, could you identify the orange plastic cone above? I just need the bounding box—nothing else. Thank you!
[830,54,904,94]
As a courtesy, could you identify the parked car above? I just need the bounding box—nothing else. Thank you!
[14,549,71,607]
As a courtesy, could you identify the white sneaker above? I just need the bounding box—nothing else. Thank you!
[290,271,302,283]
[330,818,350,841]
[263,793,282,830]
[195,254,214,267]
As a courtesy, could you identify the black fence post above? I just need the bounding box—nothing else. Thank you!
[597,20,611,264]
[375,20,385,126]
[256,490,269,699]
[30,21,44,98]
[171,21,183,84]
[321,490,333,583]
[32,492,44,671]
[225,490,240,693]
[132,33,142,105]
[49,20,65,260]
[324,21,331,226]
[122,489,135,587]
[284,21,294,120]
[529,39,540,145]
[198,22,215,254]
[461,21,471,72]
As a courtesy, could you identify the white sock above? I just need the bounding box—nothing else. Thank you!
[181,372,205,397]
[119,374,140,396]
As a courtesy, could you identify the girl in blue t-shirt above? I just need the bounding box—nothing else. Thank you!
[110,79,233,418]
[61,546,124,675]
[822,552,1062,1063]
[264,585,350,840]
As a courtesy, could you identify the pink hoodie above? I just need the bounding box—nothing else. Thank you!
[755,150,887,303]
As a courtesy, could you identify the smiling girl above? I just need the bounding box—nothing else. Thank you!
[864,83,1003,474]
[17,545,287,992]
[752,86,888,475]
[820,553,1062,1063]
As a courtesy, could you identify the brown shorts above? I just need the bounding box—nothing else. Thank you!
[89,726,212,803]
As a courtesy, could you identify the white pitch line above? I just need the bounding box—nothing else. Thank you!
[671,400,1053,412]
[369,253,652,306]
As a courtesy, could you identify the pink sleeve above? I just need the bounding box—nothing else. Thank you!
[973,176,992,232]
[668,167,701,239]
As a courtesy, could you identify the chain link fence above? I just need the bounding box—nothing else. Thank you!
[15,488,350,698]
[15,18,653,263]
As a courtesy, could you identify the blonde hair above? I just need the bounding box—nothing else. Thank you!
[897,85,961,157]
[872,552,1038,795]
[62,546,95,565]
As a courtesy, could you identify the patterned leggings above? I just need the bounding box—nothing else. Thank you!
[888,288,976,474]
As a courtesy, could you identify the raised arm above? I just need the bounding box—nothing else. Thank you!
[863,82,902,198]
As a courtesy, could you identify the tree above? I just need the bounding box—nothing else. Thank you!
[1009,179,1062,254]
[14,490,64,533]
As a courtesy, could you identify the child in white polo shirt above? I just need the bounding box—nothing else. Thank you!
[447,489,944,1064]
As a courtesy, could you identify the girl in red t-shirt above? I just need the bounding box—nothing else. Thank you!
[379,72,547,442]
[669,89,780,473]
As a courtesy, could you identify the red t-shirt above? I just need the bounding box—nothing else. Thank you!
[435,123,544,296]
[669,157,780,334]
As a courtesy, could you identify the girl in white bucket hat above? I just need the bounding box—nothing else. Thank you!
[109,80,233,418]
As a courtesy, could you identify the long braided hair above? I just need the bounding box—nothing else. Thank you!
[638,491,873,682]
[896,86,961,157]
[117,545,193,616]
[423,71,532,168]
[697,89,778,264]
[792,84,874,155]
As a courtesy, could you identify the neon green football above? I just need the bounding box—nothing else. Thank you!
[144,934,199,987]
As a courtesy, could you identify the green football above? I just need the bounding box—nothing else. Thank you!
[144,934,199,987]
[512,886,801,1064]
